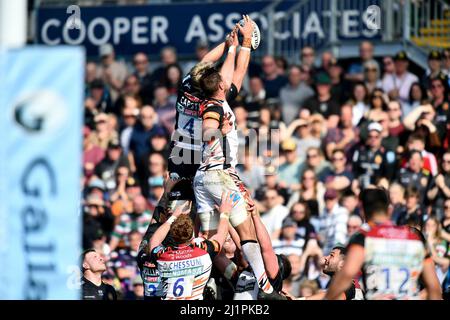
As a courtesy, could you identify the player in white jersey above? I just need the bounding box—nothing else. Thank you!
[148,191,235,300]
[193,15,285,300]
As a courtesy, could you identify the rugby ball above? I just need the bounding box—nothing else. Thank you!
[238,19,261,50]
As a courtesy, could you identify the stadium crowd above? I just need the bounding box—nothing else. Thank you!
[80,37,450,300]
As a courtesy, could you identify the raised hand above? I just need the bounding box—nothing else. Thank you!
[236,14,254,39]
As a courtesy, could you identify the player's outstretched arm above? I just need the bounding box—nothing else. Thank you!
[219,30,238,89]
[249,203,279,279]
[231,14,254,92]
[149,203,189,251]
[422,257,443,300]
[324,245,364,300]
[201,28,236,64]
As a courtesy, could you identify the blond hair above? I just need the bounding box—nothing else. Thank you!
[190,61,215,85]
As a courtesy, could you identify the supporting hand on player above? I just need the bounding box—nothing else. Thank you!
[221,112,234,135]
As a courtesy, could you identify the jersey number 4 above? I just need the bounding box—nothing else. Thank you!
[182,118,195,137]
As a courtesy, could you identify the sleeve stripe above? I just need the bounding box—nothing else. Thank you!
[203,112,221,121]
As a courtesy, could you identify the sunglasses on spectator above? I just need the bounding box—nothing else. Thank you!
[365,68,377,72]
[443,159,450,164]
[134,60,147,65]
[347,224,359,230]
[445,205,450,209]
[124,114,137,118]
[388,107,400,112]
[368,134,380,139]
[307,153,318,159]
[302,52,313,57]
[332,157,345,162]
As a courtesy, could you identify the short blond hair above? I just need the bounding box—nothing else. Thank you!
[190,61,215,85]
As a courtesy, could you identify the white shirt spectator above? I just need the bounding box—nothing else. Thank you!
[318,204,348,255]
[381,72,418,104]
[261,204,289,240]
[272,239,305,256]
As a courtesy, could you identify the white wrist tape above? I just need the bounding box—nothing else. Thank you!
[220,212,230,220]
[240,47,251,52]
[166,216,177,225]
[228,46,236,54]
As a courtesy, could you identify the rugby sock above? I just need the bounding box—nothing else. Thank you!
[241,240,274,293]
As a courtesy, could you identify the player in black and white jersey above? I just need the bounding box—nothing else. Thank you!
[193,15,286,300]
[168,25,240,181]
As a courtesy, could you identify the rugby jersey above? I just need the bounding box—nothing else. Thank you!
[150,237,221,300]
[347,221,430,300]
[198,98,239,171]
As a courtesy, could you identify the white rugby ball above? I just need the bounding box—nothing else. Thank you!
[238,19,261,50]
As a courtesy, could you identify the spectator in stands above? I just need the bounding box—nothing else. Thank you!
[303,72,340,128]
[300,147,332,182]
[324,149,353,192]
[442,49,450,78]
[132,52,154,104]
[352,121,396,188]
[389,182,407,223]
[346,215,363,239]
[286,119,321,163]
[383,51,418,104]
[93,139,129,194]
[363,59,382,94]
[288,201,317,246]
[380,56,395,90]
[429,75,450,141]
[404,82,427,117]
[89,112,118,150]
[341,190,360,217]
[119,97,140,155]
[97,43,128,103]
[151,46,179,86]
[423,50,443,90]
[162,63,183,100]
[88,79,113,115]
[349,82,370,126]
[147,153,166,205]
[405,133,438,176]
[387,100,405,140]
[280,65,315,124]
[109,195,152,251]
[236,151,265,197]
[278,138,303,191]
[275,56,289,75]
[323,104,360,160]
[108,230,142,297]
[272,217,305,256]
[428,150,450,220]
[129,105,166,184]
[153,86,176,134]
[300,46,316,71]
[260,188,290,240]
[245,76,266,128]
[261,55,288,98]
[317,189,348,255]
[396,186,423,227]
[83,193,114,250]
[346,41,378,83]
[424,216,449,283]
[83,126,106,182]
[442,198,450,240]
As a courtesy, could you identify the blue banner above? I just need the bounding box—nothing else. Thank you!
[0,47,84,299]
[36,0,381,57]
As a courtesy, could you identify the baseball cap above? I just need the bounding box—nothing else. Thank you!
[368,121,382,133]
[107,139,121,149]
[315,72,331,85]
[282,217,297,229]
[394,50,408,61]
[87,178,106,191]
[428,50,442,60]
[281,138,297,152]
[125,176,140,188]
[324,188,338,200]
[152,127,167,138]
[148,176,164,188]
[99,43,114,57]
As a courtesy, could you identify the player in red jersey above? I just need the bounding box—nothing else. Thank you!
[148,191,234,300]
[325,188,442,300]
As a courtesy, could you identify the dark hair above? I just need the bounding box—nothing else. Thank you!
[290,200,310,221]
[408,82,426,104]
[405,186,420,199]
[332,246,347,256]
[80,249,96,273]
[408,149,423,160]
[351,81,369,104]
[199,68,222,97]
[359,188,389,219]
[369,88,388,111]
[332,148,346,157]
[277,254,292,280]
